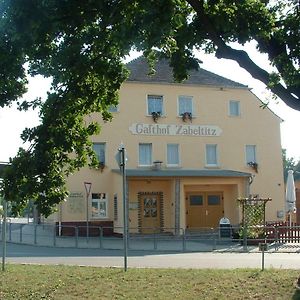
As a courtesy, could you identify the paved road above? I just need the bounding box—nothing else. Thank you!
[2,242,300,269]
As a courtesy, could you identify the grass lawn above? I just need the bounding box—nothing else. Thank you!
[1,264,300,299]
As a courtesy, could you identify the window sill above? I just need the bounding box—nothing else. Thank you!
[246,162,257,165]
[137,165,152,168]
[146,115,166,118]
[204,165,220,169]
[177,115,196,120]
[166,165,181,168]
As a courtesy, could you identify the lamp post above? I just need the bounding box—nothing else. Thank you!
[1,163,10,272]
[1,179,7,272]
[115,144,128,271]
[84,182,92,243]
[1,200,7,272]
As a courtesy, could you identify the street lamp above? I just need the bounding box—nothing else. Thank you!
[115,144,128,271]
[0,163,11,272]
[1,179,7,272]
[84,182,92,242]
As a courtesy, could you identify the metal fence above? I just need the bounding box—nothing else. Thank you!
[1,221,300,253]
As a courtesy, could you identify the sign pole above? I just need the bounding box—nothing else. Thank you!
[84,182,92,243]
[2,198,7,271]
[115,144,128,271]
[120,146,128,271]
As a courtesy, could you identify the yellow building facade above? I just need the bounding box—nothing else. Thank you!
[51,57,285,234]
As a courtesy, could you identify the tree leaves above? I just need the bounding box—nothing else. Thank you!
[0,0,299,216]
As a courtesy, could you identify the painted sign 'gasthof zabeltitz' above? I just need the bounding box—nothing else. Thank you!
[129,123,222,137]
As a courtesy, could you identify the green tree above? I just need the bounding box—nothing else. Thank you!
[0,0,299,215]
[282,149,300,182]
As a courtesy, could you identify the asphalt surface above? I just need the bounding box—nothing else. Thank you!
[2,242,300,269]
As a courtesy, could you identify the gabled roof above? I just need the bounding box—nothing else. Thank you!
[126,56,247,88]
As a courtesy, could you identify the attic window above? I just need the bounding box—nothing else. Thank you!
[229,100,240,116]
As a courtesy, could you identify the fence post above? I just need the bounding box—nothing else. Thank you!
[213,236,217,251]
[182,228,186,252]
[243,225,248,252]
[34,225,37,245]
[273,226,278,251]
[211,227,216,250]
[261,244,265,271]
[53,225,56,247]
[75,227,78,248]
[127,227,130,250]
[9,223,12,241]
[99,227,103,249]
[153,229,157,250]
[19,225,23,243]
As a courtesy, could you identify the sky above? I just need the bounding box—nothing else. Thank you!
[0,43,299,162]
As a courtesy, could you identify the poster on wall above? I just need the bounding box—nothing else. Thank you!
[67,192,84,214]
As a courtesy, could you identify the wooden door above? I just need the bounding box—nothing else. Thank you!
[205,193,223,228]
[186,192,223,229]
[186,194,205,229]
[140,194,160,233]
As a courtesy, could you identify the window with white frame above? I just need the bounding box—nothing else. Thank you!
[206,144,218,166]
[178,96,193,116]
[229,100,240,116]
[147,95,163,115]
[108,104,119,112]
[92,143,106,164]
[91,193,107,218]
[139,143,152,166]
[167,144,179,166]
[246,145,257,164]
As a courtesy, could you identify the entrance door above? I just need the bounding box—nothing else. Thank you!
[186,192,223,229]
[205,193,223,227]
[186,194,205,228]
[140,194,161,233]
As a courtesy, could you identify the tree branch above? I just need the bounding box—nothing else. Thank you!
[256,36,300,97]
[215,43,300,110]
[186,0,300,110]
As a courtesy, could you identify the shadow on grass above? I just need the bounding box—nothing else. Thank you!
[292,289,300,300]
